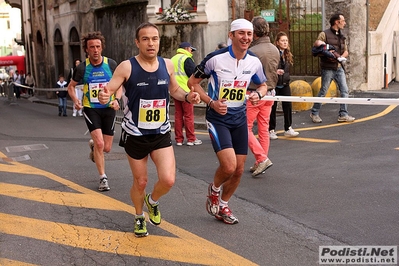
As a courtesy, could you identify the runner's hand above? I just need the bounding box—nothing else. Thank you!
[99,87,110,104]
[213,98,228,115]
[189,86,201,104]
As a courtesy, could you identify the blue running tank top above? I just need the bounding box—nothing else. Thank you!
[121,56,171,136]
[82,57,115,108]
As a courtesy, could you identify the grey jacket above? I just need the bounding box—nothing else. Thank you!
[249,36,280,90]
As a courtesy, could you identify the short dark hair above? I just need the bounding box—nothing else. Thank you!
[135,22,159,40]
[252,16,269,37]
[329,13,344,27]
[82,31,106,50]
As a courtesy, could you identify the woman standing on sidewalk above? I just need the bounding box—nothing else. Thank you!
[269,32,299,139]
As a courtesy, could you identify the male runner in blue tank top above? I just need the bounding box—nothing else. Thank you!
[98,22,200,237]
[188,18,268,225]
[68,31,123,192]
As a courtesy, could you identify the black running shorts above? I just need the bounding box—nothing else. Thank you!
[83,107,116,136]
[124,131,172,160]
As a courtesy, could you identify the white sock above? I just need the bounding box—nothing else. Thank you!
[148,194,158,204]
[100,174,107,179]
[135,213,145,218]
[219,199,228,208]
[212,184,221,192]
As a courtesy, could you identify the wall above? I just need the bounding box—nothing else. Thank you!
[368,0,399,90]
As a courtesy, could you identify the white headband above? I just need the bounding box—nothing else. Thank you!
[230,18,253,32]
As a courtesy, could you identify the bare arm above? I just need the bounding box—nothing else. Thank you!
[98,60,130,105]
[67,79,82,110]
[165,59,200,104]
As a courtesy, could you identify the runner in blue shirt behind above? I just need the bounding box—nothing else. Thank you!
[188,18,268,224]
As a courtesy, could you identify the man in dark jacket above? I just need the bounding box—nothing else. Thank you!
[310,13,355,123]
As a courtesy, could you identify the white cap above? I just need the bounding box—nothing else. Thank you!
[230,18,253,32]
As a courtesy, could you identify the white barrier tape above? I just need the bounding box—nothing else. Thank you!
[265,95,399,105]
[249,95,399,106]
[8,82,82,91]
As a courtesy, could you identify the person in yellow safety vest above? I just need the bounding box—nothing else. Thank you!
[171,42,202,146]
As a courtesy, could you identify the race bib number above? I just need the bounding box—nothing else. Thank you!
[219,80,247,107]
[89,82,107,103]
[138,99,167,129]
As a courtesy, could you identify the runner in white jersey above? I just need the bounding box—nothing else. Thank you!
[98,22,200,237]
[188,18,268,224]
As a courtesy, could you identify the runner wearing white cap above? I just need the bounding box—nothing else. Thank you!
[188,18,268,224]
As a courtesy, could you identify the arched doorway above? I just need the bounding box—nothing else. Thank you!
[69,27,81,67]
[54,29,64,77]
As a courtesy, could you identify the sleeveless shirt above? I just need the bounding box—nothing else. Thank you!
[121,56,171,136]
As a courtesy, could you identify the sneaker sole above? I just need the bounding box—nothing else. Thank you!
[284,134,299,137]
[215,215,239,225]
[134,232,149,238]
[98,187,110,191]
[148,219,161,226]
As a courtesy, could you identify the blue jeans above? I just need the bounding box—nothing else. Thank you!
[58,97,67,115]
[311,67,349,117]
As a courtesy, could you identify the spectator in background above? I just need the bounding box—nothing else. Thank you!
[68,59,83,117]
[247,16,279,177]
[171,42,202,146]
[19,70,26,94]
[25,72,35,96]
[216,42,228,50]
[310,13,354,123]
[56,74,68,117]
[269,31,299,139]
[13,70,22,99]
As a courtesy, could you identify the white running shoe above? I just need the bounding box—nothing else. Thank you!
[269,130,278,140]
[187,139,202,146]
[284,127,299,137]
[98,178,110,191]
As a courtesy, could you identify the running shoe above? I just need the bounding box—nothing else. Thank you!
[215,206,239,224]
[98,177,110,191]
[269,130,278,140]
[284,127,299,137]
[88,139,95,162]
[337,115,355,123]
[206,183,220,216]
[252,158,273,177]
[310,113,322,123]
[249,162,258,173]
[144,194,161,225]
[134,215,148,237]
[187,139,202,146]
